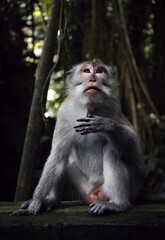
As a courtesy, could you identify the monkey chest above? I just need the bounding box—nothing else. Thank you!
[74,134,105,177]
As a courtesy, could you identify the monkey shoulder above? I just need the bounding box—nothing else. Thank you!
[120,114,136,130]
[118,114,139,137]
[57,99,87,123]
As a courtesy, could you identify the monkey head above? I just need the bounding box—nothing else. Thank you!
[66,59,119,104]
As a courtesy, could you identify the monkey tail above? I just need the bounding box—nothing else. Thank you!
[137,188,165,204]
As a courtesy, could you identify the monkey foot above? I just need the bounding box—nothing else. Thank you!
[88,201,108,215]
[12,208,39,216]
[89,201,131,215]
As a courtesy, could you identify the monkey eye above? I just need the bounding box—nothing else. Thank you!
[96,68,103,74]
[83,68,90,73]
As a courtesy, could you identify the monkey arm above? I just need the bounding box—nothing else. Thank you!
[13,138,68,216]
[13,116,75,216]
[74,115,142,157]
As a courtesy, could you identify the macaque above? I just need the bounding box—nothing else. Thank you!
[13,59,162,216]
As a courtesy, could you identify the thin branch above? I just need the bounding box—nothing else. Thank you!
[125,70,138,130]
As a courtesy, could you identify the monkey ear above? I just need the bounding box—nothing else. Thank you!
[66,69,73,76]
[66,63,80,77]
[107,65,118,80]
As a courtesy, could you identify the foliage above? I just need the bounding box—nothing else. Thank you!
[1,0,165,199]
[45,70,65,118]
[14,0,165,162]
[21,0,50,64]
[145,116,165,189]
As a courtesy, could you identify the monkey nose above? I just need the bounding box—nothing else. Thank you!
[89,78,96,82]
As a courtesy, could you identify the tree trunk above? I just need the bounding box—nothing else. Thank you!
[85,0,109,61]
[14,0,61,201]
[154,0,165,114]
[112,0,156,150]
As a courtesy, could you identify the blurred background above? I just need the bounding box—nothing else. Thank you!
[0,0,165,202]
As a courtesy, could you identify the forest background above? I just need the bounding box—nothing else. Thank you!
[0,0,165,201]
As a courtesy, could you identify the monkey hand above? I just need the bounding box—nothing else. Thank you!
[12,199,42,216]
[74,115,114,135]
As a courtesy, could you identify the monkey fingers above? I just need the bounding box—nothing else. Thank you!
[76,117,94,122]
[74,126,96,135]
[80,129,96,135]
[74,120,94,135]
[74,123,91,129]
[21,199,33,209]
[12,209,28,216]
[12,208,39,216]
[89,201,107,215]
[89,201,131,215]
[75,118,105,134]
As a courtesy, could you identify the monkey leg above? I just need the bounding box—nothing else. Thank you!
[88,146,132,215]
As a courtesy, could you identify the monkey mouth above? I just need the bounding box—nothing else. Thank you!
[84,86,101,95]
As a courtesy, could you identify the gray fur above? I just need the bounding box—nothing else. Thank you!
[13,60,144,216]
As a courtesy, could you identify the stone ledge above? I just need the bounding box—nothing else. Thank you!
[0,202,165,240]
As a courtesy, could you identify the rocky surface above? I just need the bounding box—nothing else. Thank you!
[0,201,165,240]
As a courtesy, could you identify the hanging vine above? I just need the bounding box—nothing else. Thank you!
[112,0,158,151]
[40,0,67,118]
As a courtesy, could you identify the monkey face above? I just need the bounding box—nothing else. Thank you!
[79,64,107,96]
[66,59,119,102]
